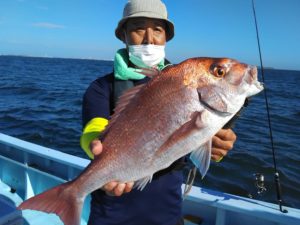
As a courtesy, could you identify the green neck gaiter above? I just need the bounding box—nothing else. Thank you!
[114,48,167,80]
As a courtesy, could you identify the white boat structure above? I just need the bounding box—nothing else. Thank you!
[1,132,300,225]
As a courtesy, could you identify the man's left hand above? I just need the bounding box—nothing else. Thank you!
[211,129,237,162]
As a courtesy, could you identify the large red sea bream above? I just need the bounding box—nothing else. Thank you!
[18,57,264,225]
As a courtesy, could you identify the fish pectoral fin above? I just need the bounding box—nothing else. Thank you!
[134,175,153,191]
[155,111,206,157]
[189,139,212,178]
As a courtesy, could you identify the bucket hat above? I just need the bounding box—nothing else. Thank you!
[115,0,174,41]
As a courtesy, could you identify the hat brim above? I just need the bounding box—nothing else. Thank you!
[115,14,174,42]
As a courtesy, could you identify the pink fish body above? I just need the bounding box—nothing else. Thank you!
[18,57,263,225]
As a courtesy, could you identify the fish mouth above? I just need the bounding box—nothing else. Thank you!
[244,65,264,95]
[245,65,258,84]
[254,80,264,91]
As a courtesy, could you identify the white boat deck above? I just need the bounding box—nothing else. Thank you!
[1,132,300,225]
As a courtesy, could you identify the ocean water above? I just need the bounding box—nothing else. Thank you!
[0,55,299,209]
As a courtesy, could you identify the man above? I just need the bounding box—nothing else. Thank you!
[81,0,236,224]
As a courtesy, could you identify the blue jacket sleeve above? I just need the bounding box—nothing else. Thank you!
[80,74,113,158]
[82,74,113,128]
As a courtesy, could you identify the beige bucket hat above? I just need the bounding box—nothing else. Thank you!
[115,0,175,41]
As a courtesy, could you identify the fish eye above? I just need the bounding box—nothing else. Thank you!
[212,65,227,78]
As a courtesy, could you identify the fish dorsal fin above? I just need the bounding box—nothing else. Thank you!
[104,83,146,134]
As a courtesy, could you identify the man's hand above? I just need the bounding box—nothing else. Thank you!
[211,129,236,162]
[90,139,134,196]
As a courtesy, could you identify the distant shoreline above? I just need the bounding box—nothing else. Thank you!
[1,54,300,72]
[0,54,113,62]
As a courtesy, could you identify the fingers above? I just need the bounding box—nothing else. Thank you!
[102,181,134,196]
[211,148,227,162]
[211,129,237,161]
[212,129,236,150]
[212,135,233,152]
[123,182,134,193]
[103,181,118,193]
[90,139,103,156]
[215,128,237,144]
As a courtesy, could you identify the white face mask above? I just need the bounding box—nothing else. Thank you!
[128,44,165,68]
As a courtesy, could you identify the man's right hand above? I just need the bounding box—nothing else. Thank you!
[89,139,134,196]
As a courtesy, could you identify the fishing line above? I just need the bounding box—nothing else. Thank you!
[251,0,276,171]
[251,0,288,213]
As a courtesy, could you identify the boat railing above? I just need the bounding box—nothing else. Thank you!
[0,132,91,223]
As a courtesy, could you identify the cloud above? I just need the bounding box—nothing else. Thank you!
[32,22,65,29]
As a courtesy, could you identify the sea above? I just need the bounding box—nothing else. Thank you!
[0,55,299,209]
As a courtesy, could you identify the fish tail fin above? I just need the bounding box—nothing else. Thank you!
[18,182,84,225]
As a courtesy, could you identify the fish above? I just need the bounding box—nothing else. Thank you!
[18,57,264,225]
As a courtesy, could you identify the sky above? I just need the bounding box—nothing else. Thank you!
[0,0,300,70]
